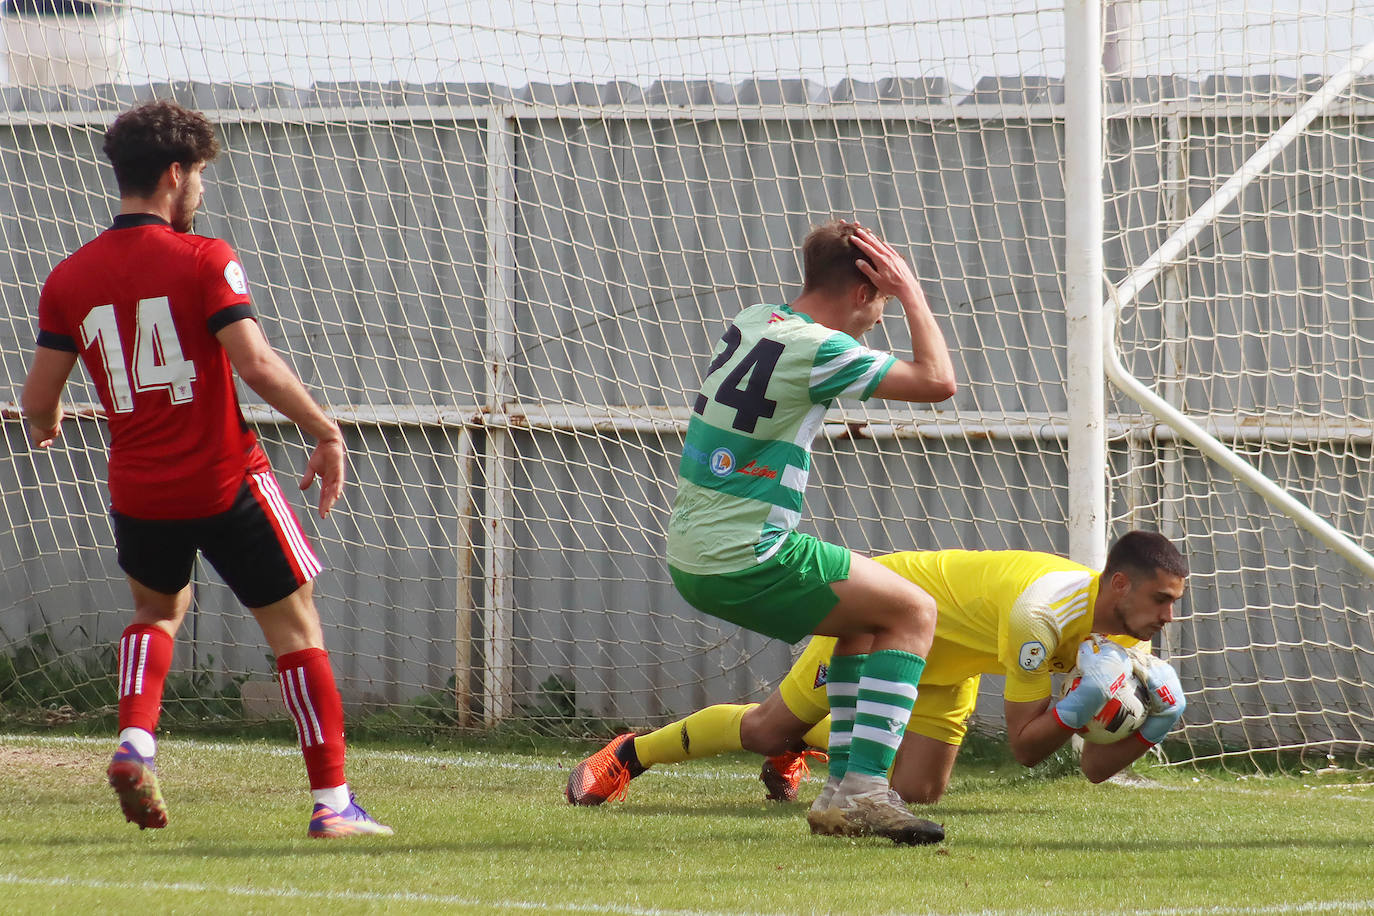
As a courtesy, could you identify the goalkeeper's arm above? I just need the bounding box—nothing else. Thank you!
[1004,695,1080,766]
[1004,636,1132,766]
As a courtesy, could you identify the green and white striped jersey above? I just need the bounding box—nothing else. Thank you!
[666,303,896,574]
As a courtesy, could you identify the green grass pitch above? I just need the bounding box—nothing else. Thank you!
[2,732,1372,915]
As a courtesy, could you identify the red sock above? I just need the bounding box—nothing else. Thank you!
[277,647,347,790]
[117,625,173,734]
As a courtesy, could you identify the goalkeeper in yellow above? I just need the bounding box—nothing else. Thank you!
[565,531,1188,816]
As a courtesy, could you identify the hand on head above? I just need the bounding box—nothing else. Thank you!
[847,223,919,302]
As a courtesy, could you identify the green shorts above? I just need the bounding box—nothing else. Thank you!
[668,531,851,643]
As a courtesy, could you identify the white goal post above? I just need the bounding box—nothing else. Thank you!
[1,1,1373,770]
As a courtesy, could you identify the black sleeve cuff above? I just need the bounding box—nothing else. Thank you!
[36,329,78,352]
[207,303,255,335]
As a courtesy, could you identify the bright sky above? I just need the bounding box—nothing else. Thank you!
[2,0,1371,89]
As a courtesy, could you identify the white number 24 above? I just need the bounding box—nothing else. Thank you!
[79,297,196,413]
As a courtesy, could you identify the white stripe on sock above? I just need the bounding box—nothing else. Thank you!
[851,723,905,749]
[855,701,914,723]
[132,634,150,695]
[280,671,310,746]
[856,676,919,702]
[292,667,325,745]
[119,633,147,698]
[118,635,129,697]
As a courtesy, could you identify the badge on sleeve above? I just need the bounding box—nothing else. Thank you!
[224,260,249,295]
[1018,640,1048,672]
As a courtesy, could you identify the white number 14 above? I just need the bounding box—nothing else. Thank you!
[79,297,196,413]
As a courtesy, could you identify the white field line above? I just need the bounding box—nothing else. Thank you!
[1,873,1371,916]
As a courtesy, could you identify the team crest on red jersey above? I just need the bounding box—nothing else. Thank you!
[224,259,248,295]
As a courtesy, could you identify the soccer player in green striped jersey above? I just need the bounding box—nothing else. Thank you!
[666,219,955,844]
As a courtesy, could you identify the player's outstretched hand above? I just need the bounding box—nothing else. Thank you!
[1053,638,1132,731]
[848,223,920,303]
[1132,653,1186,745]
[301,436,347,518]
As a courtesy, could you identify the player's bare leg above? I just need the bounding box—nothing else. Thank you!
[889,732,961,806]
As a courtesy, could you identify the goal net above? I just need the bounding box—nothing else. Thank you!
[1105,17,1374,768]
[0,1,1371,770]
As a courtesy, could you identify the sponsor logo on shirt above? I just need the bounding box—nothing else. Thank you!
[768,311,786,324]
[224,260,249,295]
[709,447,735,476]
[736,460,777,479]
[683,442,778,481]
[1018,639,1047,672]
[813,662,829,689]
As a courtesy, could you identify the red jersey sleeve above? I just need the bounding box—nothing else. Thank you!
[198,238,254,333]
[36,263,78,352]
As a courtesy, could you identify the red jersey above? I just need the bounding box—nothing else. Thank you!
[37,214,269,519]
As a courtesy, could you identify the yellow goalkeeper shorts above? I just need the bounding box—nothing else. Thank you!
[778,635,982,746]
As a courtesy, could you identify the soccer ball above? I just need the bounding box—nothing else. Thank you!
[1062,647,1151,745]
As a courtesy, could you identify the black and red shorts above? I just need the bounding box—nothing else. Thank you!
[112,469,323,608]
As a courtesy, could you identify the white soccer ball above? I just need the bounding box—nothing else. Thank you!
[1062,642,1151,745]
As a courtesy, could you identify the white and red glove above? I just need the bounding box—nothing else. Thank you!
[1131,652,1186,745]
[1053,638,1132,732]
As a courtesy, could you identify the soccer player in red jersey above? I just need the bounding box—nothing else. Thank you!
[21,99,391,838]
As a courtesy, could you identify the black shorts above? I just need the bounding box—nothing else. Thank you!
[112,469,323,609]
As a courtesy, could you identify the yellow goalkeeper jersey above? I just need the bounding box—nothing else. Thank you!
[873,549,1142,703]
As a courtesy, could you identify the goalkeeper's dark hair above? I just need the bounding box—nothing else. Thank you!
[1104,530,1189,582]
[103,99,220,197]
[800,219,879,299]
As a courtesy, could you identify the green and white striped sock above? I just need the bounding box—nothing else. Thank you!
[823,652,866,782]
[847,649,926,779]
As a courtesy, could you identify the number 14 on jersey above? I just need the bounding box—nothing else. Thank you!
[79,296,196,412]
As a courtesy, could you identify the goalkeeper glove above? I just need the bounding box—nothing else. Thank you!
[1053,637,1132,731]
[1132,653,1186,745]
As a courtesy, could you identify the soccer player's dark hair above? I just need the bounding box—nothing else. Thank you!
[1104,530,1189,582]
[103,99,221,197]
[800,219,879,300]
